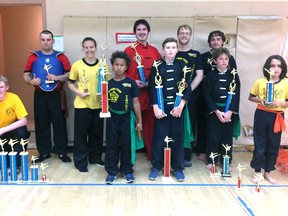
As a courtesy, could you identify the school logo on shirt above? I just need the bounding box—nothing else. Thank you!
[6,107,14,116]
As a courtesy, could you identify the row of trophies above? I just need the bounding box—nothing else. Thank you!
[0,138,48,183]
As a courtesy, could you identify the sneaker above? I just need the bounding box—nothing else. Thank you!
[184,160,192,167]
[148,168,160,181]
[58,154,72,163]
[124,173,135,183]
[175,170,185,182]
[34,154,51,163]
[78,167,88,173]
[106,174,117,184]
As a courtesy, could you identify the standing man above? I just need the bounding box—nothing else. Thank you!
[176,24,204,167]
[124,19,162,161]
[23,30,71,163]
[197,30,237,162]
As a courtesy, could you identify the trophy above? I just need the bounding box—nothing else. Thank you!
[221,144,231,177]
[97,45,108,95]
[174,65,191,107]
[44,64,54,84]
[30,155,39,182]
[264,68,275,105]
[163,136,174,177]
[40,162,49,182]
[8,138,18,181]
[224,68,238,112]
[209,152,220,176]
[0,138,8,182]
[20,138,29,182]
[236,164,246,189]
[100,69,111,118]
[131,42,146,84]
[153,60,164,112]
[81,70,90,96]
[253,172,264,193]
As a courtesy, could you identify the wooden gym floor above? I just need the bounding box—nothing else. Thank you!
[0,148,288,216]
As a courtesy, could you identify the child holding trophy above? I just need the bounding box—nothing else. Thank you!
[203,48,240,172]
[249,55,288,184]
[0,75,30,171]
[104,51,142,184]
[68,37,109,172]
[148,38,192,182]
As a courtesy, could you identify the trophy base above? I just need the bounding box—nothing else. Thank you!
[45,80,54,84]
[221,172,232,177]
[100,112,111,118]
[210,172,221,177]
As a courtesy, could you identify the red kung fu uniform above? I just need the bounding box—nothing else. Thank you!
[124,43,162,160]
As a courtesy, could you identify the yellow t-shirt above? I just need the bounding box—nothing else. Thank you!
[0,92,28,128]
[69,59,109,109]
[250,77,288,111]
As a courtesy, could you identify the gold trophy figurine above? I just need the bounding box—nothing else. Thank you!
[174,65,191,108]
[40,162,49,182]
[20,138,29,153]
[8,138,18,152]
[0,138,8,152]
[209,152,219,176]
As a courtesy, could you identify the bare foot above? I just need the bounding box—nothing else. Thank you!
[264,172,277,184]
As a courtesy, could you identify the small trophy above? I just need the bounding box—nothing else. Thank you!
[236,164,246,190]
[0,138,8,182]
[221,144,231,177]
[264,68,275,105]
[30,155,39,182]
[8,138,18,181]
[209,152,220,176]
[40,162,49,182]
[253,172,264,193]
[97,45,108,95]
[163,136,174,177]
[44,64,54,84]
[153,60,164,112]
[131,42,146,84]
[100,70,111,118]
[82,70,90,96]
[174,65,191,107]
[224,68,238,112]
[20,138,29,182]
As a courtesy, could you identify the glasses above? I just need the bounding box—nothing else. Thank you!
[178,32,191,36]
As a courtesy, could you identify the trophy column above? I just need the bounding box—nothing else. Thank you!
[163,136,174,177]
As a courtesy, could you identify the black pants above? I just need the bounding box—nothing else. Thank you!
[0,126,30,167]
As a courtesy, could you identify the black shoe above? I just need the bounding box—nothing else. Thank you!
[58,154,72,163]
[184,160,192,167]
[89,158,105,167]
[34,154,51,163]
[78,167,88,172]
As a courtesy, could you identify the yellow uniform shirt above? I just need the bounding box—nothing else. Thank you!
[0,92,28,128]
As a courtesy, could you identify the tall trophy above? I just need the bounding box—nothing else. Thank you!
[236,164,246,190]
[224,68,238,112]
[153,60,164,112]
[174,66,191,107]
[0,138,8,182]
[100,69,111,118]
[81,69,90,96]
[264,68,275,105]
[221,144,231,177]
[20,138,29,182]
[163,136,174,177]
[209,152,220,176]
[40,162,49,182]
[131,42,146,84]
[30,155,39,182]
[8,138,18,182]
[97,45,108,95]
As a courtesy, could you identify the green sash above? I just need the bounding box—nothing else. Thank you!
[183,105,194,148]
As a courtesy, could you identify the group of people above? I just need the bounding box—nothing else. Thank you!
[1,19,287,185]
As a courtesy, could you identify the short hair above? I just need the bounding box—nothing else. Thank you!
[81,37,97,48]
[40,30,54,38]
[162,37,178,48]
[133,19,151,33]
[207,30,226,44]
[212,47,231,59]
[177,24,192,35]
[263,55,287,81]
[110,51,131,66]
[0,75,8,86]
